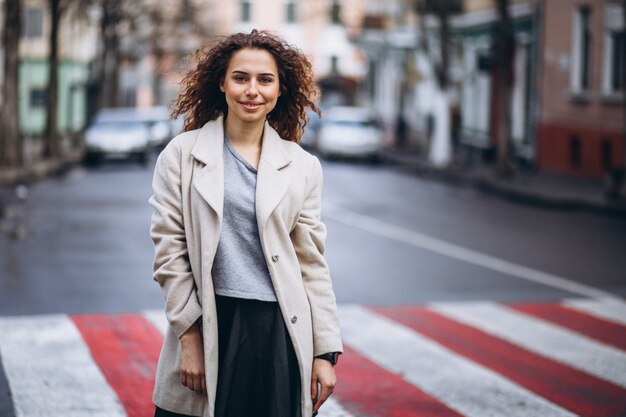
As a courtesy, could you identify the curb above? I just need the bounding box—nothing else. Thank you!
[0,152,83,219]
[0,153,82,187]
[382,151,626,218]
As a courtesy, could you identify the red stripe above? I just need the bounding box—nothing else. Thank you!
[72,315,164,417]
[373,306,626,417]
[334,345,464,417]
[509,302,626,351]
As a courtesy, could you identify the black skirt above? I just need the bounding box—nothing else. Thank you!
[155,295,302,417]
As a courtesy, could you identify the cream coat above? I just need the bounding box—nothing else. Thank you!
[149,116,343,417]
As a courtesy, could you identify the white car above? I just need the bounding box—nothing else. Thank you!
[84,107,174,166]
[84,119,152,165]
[317,106,384,161]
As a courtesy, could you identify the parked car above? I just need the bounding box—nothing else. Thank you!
[84,118,152,166]
[316,106,384,161]
[84,107,173,166]
[299,109,321,149]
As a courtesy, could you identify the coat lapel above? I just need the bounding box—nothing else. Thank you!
[190,116,225,219]
[256,121,292,235]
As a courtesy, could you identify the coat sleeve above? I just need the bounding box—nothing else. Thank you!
[291,156,343,357]
[149,142,202,339]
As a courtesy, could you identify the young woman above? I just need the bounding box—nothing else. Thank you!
[149,30,343,417]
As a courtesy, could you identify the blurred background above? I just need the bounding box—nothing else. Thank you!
[1,1,626,416]
[0,0,624,182]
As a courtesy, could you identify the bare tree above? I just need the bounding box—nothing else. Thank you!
[0,0,22,167]
[494,0,515,177]
[43,0,63,158]
[99,0,121,108]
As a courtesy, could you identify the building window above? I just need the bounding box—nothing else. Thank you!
[571,5,592,92]
[286,0,297,23]
[331,0,341,25]
[240,0,252,22]
[23,8,44,38]
[30,89,46,107]
[610,32,624,91]
[603,4,624,94]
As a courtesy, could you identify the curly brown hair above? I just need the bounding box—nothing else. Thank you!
[171,29,320,143]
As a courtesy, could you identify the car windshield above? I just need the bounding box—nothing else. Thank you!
[91,121,145,131]
[327,119,378,128]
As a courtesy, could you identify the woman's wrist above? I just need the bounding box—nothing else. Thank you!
[179,322,201,344]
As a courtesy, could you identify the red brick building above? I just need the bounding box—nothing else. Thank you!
[537,0,624,178]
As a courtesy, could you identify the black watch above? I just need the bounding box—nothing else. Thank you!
[316,352,340,366]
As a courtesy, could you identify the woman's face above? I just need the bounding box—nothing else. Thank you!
[220,48,281,127]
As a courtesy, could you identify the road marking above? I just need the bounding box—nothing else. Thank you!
[72,314,163,417]
[432,301,626,389]
[0,315,126,417]
[563,298,626,326]
[375,305,626,417]
[335,345,463,417]
[325,204,621,301]
[339,305,577,417]
[510,302,626,351]
[2,300,625,417]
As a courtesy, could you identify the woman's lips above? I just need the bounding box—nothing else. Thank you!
[240,101,262,111]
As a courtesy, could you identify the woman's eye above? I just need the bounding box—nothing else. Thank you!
[260,77,273,84]
[234,75,246,82]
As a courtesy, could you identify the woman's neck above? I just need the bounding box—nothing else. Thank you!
[224,116,264,148]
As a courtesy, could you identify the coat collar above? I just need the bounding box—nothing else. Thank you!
[190,115,292,170]
[190,115,293,234]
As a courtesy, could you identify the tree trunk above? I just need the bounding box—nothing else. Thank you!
[99,0,121,109]
[495,0,515,177]
[0,0,22,167]
[622,0,626,181]
[44,0,62,158]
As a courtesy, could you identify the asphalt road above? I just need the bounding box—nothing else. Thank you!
[0,156,625,316]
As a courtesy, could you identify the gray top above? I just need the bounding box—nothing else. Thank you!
[211,136,277,302]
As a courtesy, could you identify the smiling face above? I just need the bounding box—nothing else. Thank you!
[220,48,281,129]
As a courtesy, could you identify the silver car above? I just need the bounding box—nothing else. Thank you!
[317,106,384,161]
[84,118,151,166]
[84,107,173,166]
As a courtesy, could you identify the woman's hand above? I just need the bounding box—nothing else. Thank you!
[179,324,206,396]
[311,358,337,413]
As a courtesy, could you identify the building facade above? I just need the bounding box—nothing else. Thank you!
[536,0,624,177]
[0,0,99,137]
[454,0,537,163]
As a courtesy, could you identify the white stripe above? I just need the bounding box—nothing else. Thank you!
[339,305,576,417]
[143,310,356,417]
[432,301,626,388]
[325,204,622,301]
[563,298,626,326]
[319,398,356,417]
[143,310,168,335]
[0,315,127,417]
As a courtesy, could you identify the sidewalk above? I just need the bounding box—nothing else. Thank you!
[383,146,626,218]
[0,150,83,218]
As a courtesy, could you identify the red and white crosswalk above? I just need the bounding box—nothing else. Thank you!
[1,298,625,417]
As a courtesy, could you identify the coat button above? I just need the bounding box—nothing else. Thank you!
[291,315,297,324]
[271,254,280,262]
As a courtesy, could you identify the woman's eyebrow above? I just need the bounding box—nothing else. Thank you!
[231,69,276,77]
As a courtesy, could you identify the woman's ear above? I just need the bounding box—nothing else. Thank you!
[219,79,225,93]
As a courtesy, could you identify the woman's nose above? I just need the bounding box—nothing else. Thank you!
[245,82,258,97]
